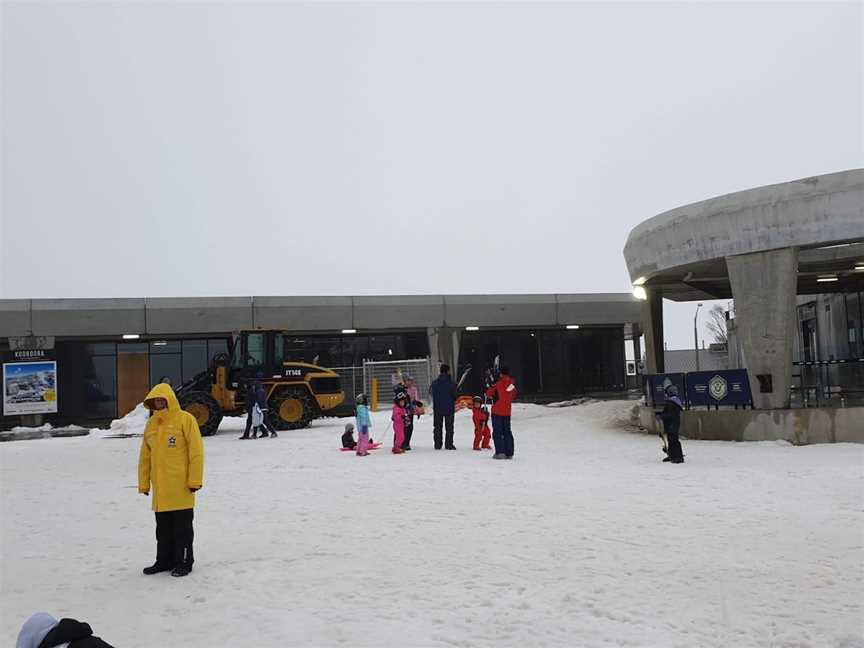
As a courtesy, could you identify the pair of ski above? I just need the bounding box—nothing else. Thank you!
[454,354,499,394]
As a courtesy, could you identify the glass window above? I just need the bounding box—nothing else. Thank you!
[231,337,244,369]
[87,343,116,356]
[403,332,429,359]
[150,341,182,354]
[117,342,148,354]
[84,355,116,418]
[274,335,285,365]
[246,333,265,367]
[208,339,228,363]
[150,354,182,388]
[183,339,208,382]
[368,335,395,362]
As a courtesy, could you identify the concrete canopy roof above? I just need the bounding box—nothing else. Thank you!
[0,294,642,339]
[623,169,864,302]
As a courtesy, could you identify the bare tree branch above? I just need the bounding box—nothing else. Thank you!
[705,304,728,345]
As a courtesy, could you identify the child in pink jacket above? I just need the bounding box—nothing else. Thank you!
[392,391,408,454]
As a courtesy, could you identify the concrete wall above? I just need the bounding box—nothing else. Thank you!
[0,300,31,336]
[253,296,352,331]
[146,297,253,334]
[0,294,642,338]
[32,299,147,337]
[638,405,864,444]
[624,169,864,283]
[664,349,728,373]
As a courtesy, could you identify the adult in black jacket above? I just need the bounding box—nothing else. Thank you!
[17,613,114,648]
[239,382,256,440]
[430,364,458,450]
[657,385,685,463]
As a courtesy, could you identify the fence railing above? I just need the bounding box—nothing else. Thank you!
[792,359,864,408]
[362,358,433,410]
[332,358,436,412]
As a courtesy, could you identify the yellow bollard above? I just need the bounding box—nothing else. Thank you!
[371,378,379,412]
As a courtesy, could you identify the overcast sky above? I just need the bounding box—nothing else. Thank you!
[1,1,861,348]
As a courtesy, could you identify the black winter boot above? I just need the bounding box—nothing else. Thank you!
[143,562,173,575]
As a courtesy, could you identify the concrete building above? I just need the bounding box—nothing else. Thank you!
[624,169,864,443]
[726,291,864,406]
[0,293,642,427]
[664,347,729,374]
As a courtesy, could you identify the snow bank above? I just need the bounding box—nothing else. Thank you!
[100,403,150,438]
[10,422,55,432]
[545,397,597,408]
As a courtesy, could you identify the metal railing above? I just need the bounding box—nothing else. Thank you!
[362,358,433,409]
[792,359,864,408]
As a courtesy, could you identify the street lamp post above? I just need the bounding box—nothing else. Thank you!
[694,302,703,372]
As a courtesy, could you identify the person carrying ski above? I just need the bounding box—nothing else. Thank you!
[400,376,424,451]
[392,391,409,454]
[471,395,492,450]
[486,365,518,460]
[138,382,204,577]
[342,422,357,450]
[656,384,685,463]
[430,364,458,450]
[355,393,372,456]
[251,382,276,438]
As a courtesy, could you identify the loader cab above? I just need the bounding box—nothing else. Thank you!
[229,331,282,385]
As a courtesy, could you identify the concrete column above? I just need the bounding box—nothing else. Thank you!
[632,323,643,373]
[643,288,665,374]
[727,247,798,409]
[427,327,459,371]
[451,329,462,371]
[427,327,441,369]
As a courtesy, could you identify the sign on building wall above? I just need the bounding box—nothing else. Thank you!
[645,373,686,407]
[686,369,752,408]
[2,361,59,415]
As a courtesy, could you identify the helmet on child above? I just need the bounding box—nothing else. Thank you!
[472,395,482,403]
[344,422,355,433]
[356,393,368,405]
[665,384,679,397]
[394,390,408,403]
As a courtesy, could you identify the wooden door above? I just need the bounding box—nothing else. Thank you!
[117,353,150,417]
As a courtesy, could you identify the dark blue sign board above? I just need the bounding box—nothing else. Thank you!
[645,373,686,408]
[686,369,752,408]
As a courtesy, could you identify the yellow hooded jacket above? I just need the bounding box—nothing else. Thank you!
[138,383,204,512]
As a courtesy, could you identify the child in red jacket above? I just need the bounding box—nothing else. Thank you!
[471,396,492,450]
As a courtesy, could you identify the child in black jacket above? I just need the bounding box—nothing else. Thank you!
[656,385,685,463]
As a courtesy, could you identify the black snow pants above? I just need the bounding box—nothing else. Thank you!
[402,418,414,450]
[433,411,455,449]
[155,508,195,569]
[666,424,684,461]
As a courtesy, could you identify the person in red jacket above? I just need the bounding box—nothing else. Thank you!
[485,366,518,459]
[471,396,492,451]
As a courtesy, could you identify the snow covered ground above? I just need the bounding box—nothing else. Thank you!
[1,400,862,648]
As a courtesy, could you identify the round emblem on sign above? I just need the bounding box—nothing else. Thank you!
[708,375,728,401]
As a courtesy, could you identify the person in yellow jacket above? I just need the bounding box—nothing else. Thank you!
[138,383,204,578]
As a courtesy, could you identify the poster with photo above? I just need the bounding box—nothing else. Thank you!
[3,361,58,415]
